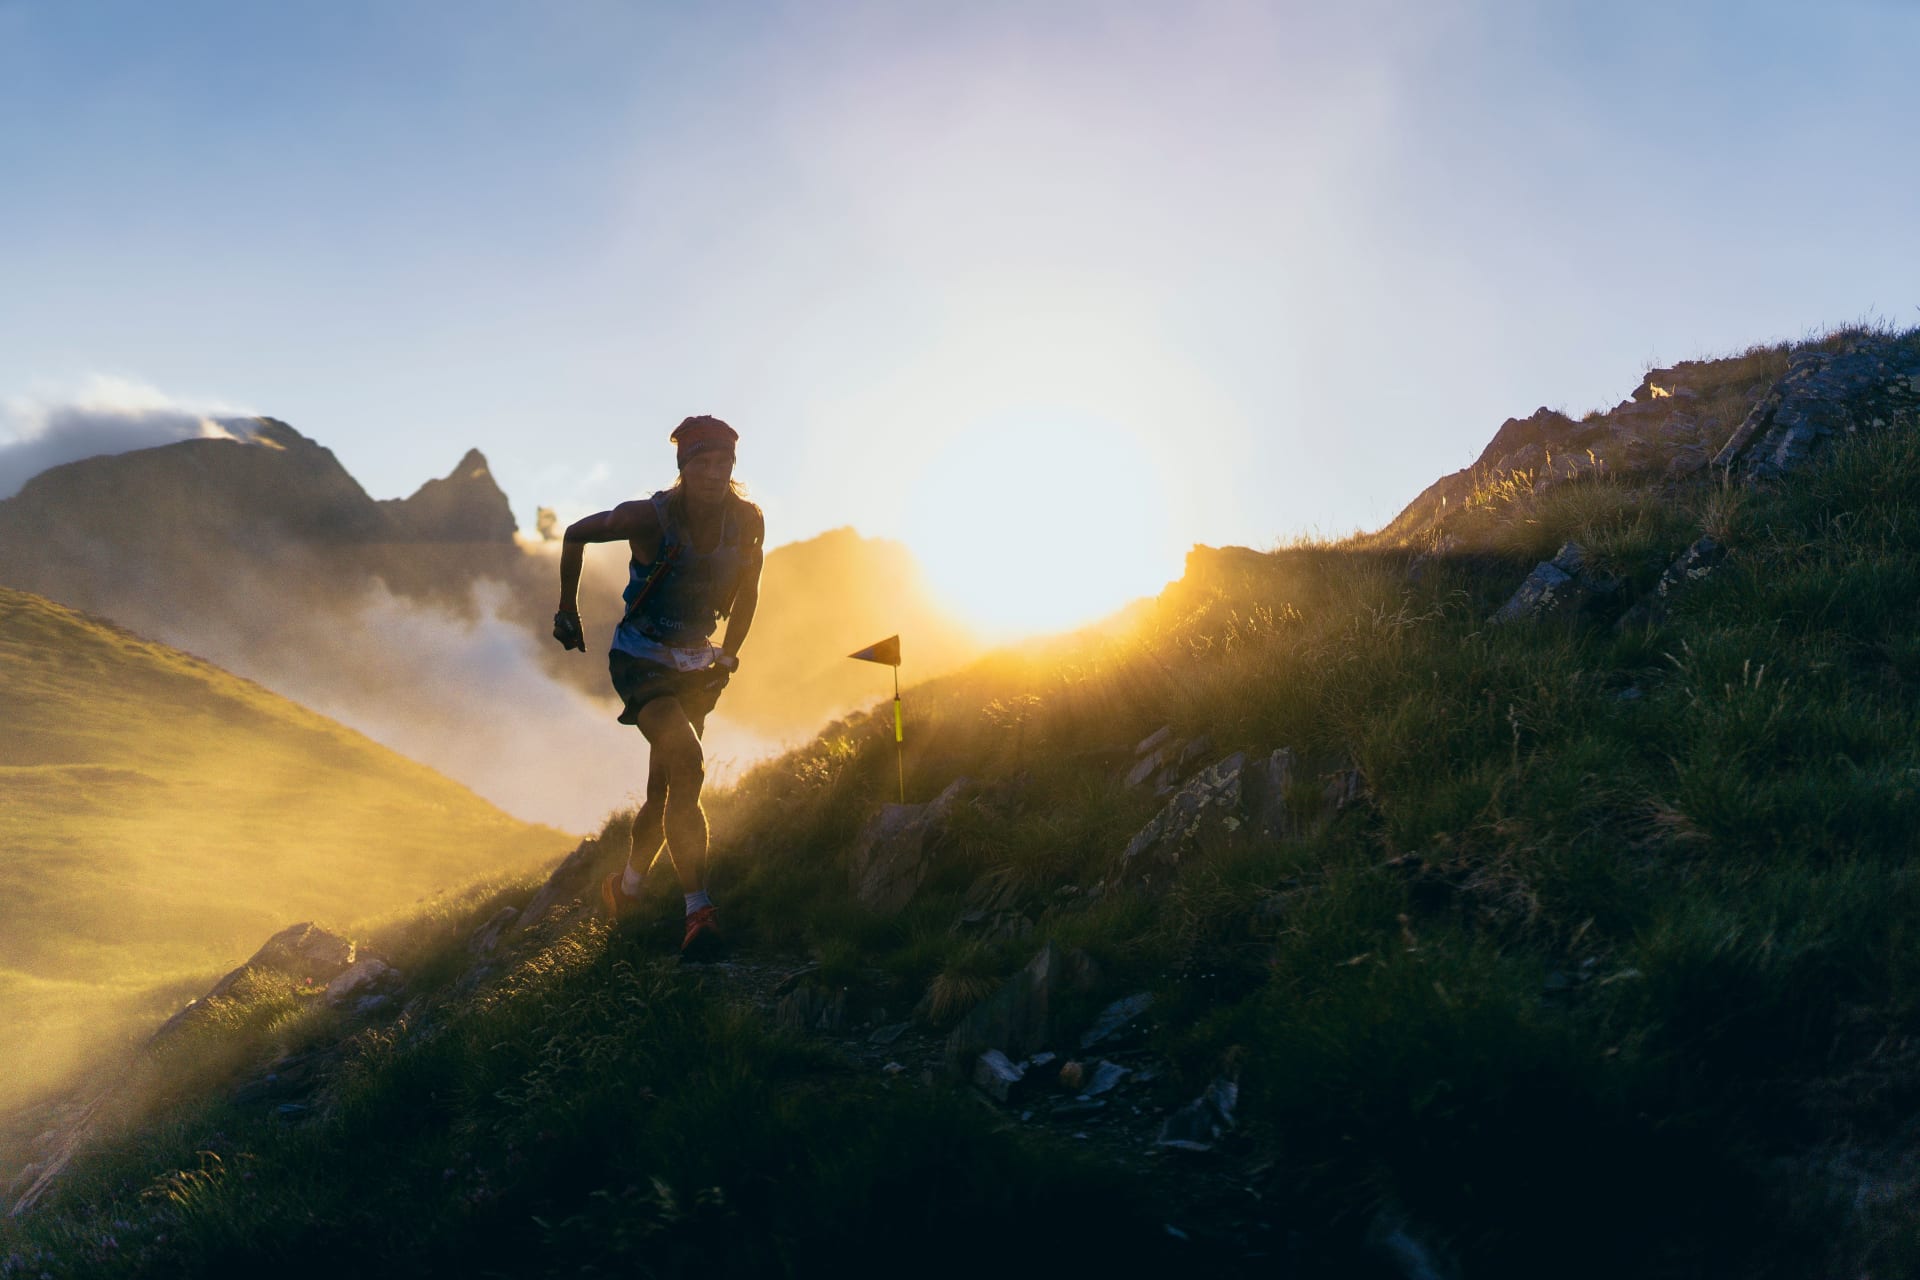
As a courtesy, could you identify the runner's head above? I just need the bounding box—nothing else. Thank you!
[671,415,741,505]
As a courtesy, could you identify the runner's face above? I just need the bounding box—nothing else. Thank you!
[681,450,734,503]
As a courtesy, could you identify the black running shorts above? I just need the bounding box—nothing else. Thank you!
[608,650,728,735]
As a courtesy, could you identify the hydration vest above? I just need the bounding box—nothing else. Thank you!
[617,490,750,648]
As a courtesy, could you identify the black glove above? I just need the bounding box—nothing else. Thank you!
[552,610,586,652]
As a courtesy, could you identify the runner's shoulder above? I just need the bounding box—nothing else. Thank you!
[609,498,663,537]
[733,496,766,547]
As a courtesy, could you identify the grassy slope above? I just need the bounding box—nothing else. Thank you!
[10,327,1920,1277]
[0,588,569,1110]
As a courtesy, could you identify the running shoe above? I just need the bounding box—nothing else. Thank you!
[601,871,642,923]
[681,904,724,959]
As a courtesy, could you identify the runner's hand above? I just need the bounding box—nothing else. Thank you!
[552,610,586,651]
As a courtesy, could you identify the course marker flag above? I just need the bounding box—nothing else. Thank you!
[849,635,905,801]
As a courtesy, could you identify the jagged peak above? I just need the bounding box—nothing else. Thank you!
[450,447,492,482]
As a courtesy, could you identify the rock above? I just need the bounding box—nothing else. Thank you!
[1125,746,1171,788]
[1174,735,1214,775]
[1666,445,1709,477]
[1079,992,1154,1050]
[1156,1077,1239,1152]
[1492,559,1573,623]
[973,1049,1028,1102]
[1491,541,1612,624]
[468,906,518,957]
[868,1021,911,1046]
[153,923,359,1045]
[945,941,1101,1070]
[240,922,356,988]
[1135,725,1174,757]
[325,958,395,1006]
[1115,748,1298,885]
[849,777,971,913]
[1714,336,1920,480]
[1084,1060,1130,1098]
[1617,535,1727,630]
[352,994,393,1017]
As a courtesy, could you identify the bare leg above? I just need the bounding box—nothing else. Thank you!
[635,697,707,896]
[627,755,668,879]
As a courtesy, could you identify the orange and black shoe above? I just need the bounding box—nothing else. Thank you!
[681,905,724,960]
[601,871,642,923]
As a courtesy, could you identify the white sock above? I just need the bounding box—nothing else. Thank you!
[621,864,645,897]
[684,889,712,916]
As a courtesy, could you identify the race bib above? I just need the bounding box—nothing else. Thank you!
[664,644,721,673]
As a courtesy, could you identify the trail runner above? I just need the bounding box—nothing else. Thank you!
[552,416,764,958]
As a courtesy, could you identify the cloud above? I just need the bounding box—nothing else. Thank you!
[0,376,255,499]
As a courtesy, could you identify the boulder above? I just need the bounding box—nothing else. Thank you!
[1156,1077,1240,1153]
[325,958,396,1006]
[849,777,971,913]
[972,1049,1028,1103]
[1114,748,1297,885]
[1134,725,1174,757]
[199,922,356,1003]
[1490,542,1617,624]
[1617,535,1727,630]
[945,941,1100,1069]
[1079,992,1155,1050]
[1125,745,1172,788]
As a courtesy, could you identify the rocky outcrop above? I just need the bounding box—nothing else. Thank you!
[849,777,972,913]
[1114,749,1299,885]
[1712,336,1920,480]
[1490,542,1619,624]
[1616,535,1727,630]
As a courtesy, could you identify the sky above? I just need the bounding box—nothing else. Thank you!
[3,0,1918,635]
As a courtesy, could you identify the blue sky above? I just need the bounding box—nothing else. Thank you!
[3,0,1917,631]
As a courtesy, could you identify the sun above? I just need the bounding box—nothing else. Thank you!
[901,413,1182,640]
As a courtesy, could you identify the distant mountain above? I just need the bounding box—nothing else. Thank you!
[0,586,568,1113]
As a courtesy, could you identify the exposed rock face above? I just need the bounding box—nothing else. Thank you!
[849,777,971,913]
[1114,749,1299,886]
[1616,536,1727,630]
[1713,337,1920,480]
[1491,542,1618,624]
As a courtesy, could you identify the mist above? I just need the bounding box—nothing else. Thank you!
[0,384,252,499]
[247,580,782,830]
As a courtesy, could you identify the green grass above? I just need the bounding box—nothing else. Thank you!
[11,327,1920,1276]
[0,588,569,1114]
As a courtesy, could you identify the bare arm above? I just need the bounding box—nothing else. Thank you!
[557,500,659,615]
[719,505,765,660]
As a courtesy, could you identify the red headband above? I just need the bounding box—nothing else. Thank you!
[672,416,738,469]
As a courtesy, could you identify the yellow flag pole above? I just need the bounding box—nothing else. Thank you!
[849,634,905,804]
[892,664,904,803]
